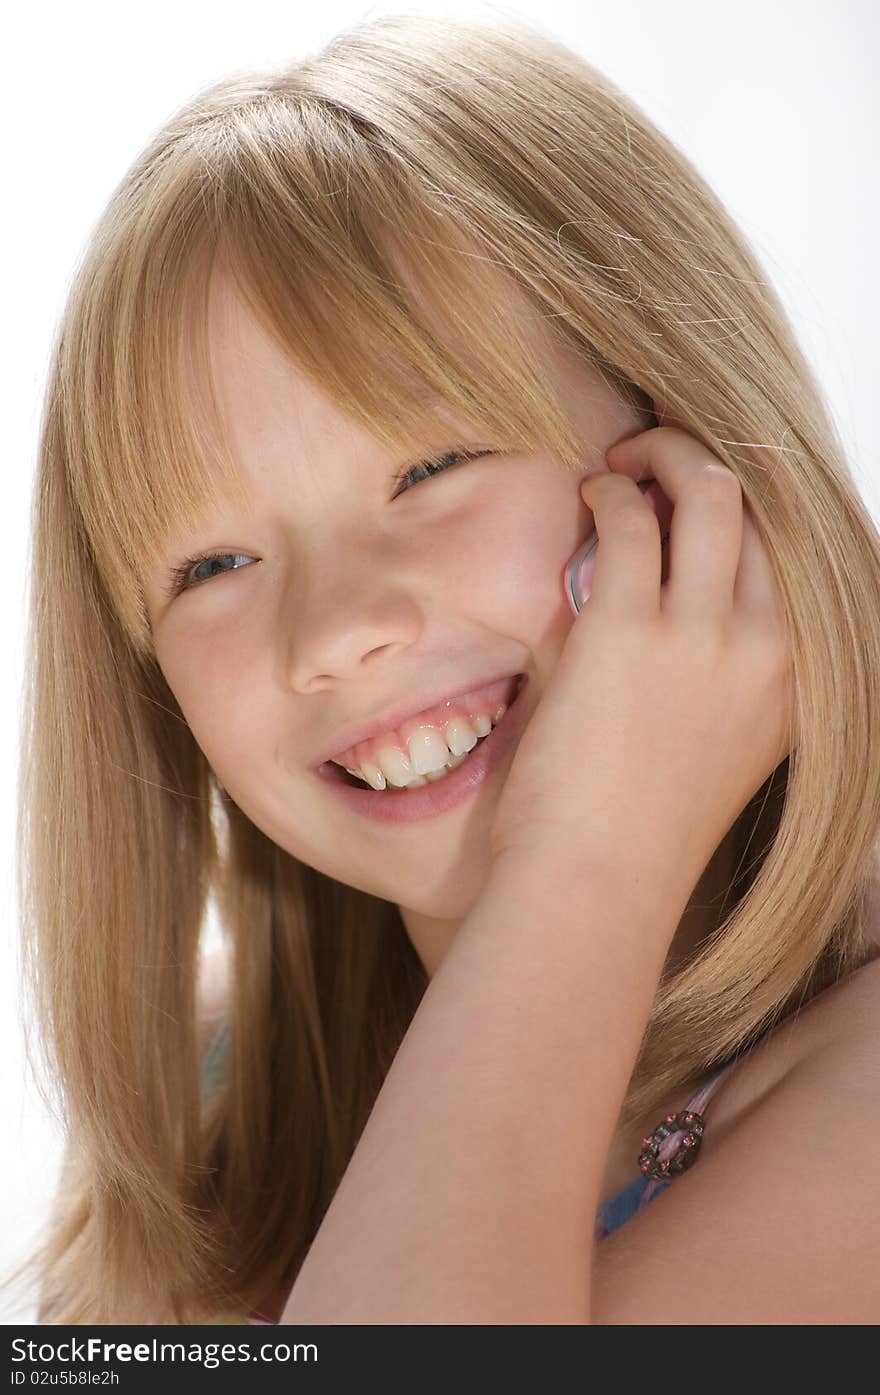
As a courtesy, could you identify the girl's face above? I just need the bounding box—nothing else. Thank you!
[145,265,649,969]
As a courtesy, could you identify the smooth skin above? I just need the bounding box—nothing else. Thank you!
[490,428,797,892]
[150,268,879,1321]
[148,262,661,978]
[280,429,880,1324]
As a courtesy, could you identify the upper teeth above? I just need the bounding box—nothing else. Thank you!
[342,705,508,790]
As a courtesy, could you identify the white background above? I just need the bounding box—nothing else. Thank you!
[3,0,877,1323]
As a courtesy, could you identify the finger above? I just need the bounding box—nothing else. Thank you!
[605,427,743,622]
[578,472,662,620]
[734,498,789,632]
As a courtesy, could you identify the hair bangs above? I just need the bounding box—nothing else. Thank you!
[71,85,625,660]
[22,10,880,1323]
[58,189,249,659]
[203,98,590,472]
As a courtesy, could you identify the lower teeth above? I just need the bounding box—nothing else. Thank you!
[415,748,474,786]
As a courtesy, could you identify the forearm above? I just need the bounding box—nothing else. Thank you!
[280,850,689,1324]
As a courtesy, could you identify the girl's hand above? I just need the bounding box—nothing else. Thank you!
[489,426,797,905]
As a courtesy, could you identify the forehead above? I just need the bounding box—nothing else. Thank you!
[95,183,641,657]
[200,257,545,482]
[206,270,350,456]
[204,248,551,390]
[147,231,633,566]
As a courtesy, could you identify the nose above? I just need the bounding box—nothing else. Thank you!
[277,554,424,693]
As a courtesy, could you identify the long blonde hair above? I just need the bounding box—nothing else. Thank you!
[11,11,880,1323]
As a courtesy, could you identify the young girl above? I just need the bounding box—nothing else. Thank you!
[13,12,880,1324]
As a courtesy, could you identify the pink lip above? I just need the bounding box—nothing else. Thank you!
[310,668,524,769]
[312,674,531,824]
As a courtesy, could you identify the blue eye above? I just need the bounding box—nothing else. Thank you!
[164,449,498,601]
[165,551,256,600]
[392,448,497,496]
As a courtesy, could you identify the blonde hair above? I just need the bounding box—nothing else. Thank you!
[11,10,880,1323]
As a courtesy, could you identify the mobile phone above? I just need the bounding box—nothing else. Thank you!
[564,477,673,615]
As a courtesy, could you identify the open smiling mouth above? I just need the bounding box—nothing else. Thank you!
[314,674,530,824]
[331,704,512,789]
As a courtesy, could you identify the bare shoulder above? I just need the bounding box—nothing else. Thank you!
[592,958,880,1323]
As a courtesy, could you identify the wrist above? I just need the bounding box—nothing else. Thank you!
[483,836,693,952]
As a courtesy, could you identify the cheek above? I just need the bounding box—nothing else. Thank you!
[156,620,270,770]
[421,476,585,631]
